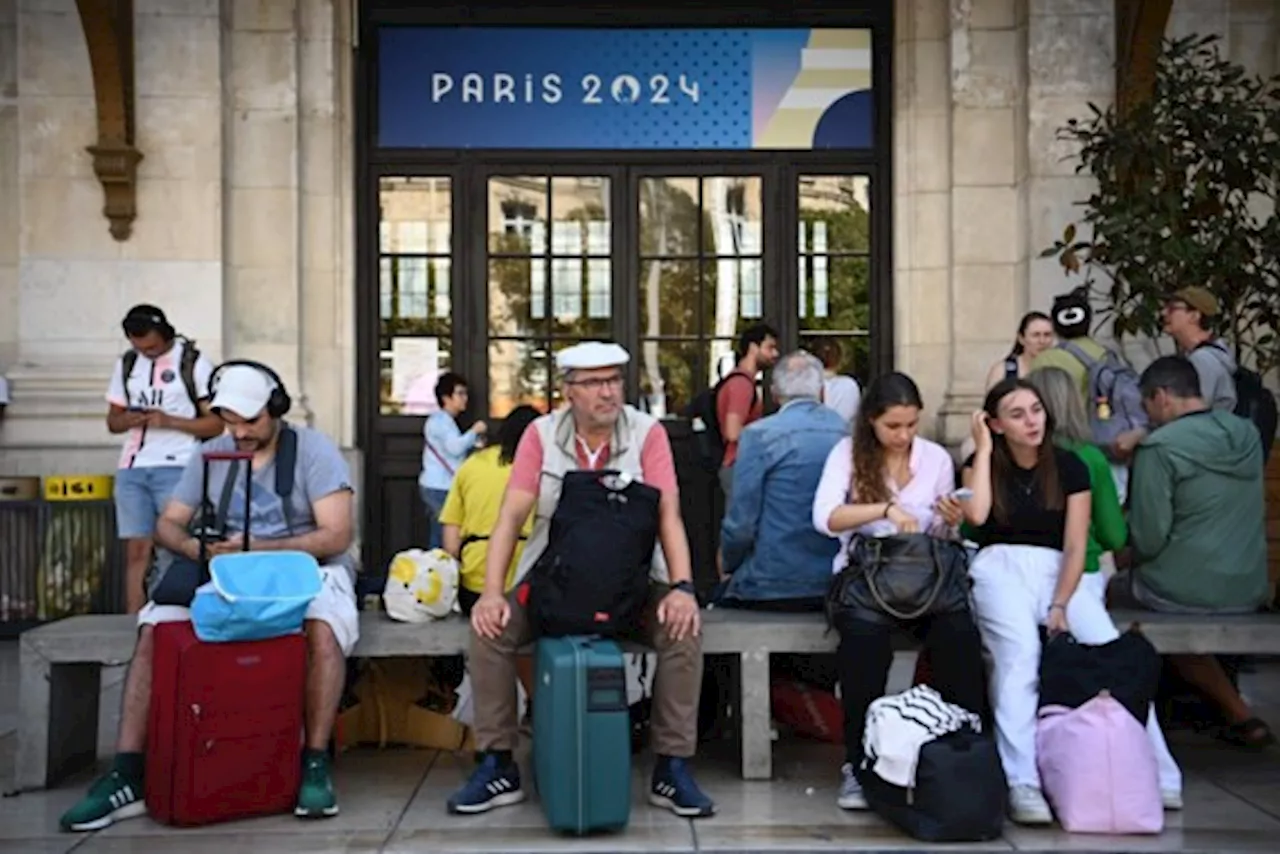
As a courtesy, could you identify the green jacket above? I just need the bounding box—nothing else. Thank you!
[1130,409,1268,610]
[960,441,1126,573]
[1063,440,1128,573]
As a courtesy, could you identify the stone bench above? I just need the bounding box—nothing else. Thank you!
[15,608,1280,791]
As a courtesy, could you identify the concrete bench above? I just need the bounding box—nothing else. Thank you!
[15,608,1280,791]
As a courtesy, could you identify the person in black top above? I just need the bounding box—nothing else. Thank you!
[961,378,1182,825]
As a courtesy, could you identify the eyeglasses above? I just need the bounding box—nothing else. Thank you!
[567,375,624,391]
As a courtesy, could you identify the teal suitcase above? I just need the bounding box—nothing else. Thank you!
[533,636,632,835]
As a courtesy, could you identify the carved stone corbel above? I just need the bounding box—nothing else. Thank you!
[75,0,142,241]
[1115,0,1173,116]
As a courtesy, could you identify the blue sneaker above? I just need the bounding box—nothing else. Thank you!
[649,757,716,818]
[446,753,526,815]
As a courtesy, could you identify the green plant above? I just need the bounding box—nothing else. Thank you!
[1043,34,1280,373]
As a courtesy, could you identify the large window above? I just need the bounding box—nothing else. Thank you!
[378,177,453,414]
[797,175,871,383]
[487,176,613,417]
[636,175,764,417]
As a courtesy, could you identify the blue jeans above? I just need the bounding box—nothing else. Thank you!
[114,466,185,539]
[420,486,450,550]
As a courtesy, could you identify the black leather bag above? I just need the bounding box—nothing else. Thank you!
[826,533,971,626]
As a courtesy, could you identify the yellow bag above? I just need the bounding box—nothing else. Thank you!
[335,658,474,752]
[383,548,460,622]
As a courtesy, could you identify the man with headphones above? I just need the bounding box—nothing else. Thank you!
[106,304,222,613]
[61,361,359,833]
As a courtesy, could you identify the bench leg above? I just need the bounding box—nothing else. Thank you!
[16,639,101,791]
[738,649,772,781]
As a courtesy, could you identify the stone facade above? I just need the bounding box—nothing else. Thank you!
[1,0,1277,476]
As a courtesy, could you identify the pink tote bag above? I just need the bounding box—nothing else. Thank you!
[1036,691,1163,834]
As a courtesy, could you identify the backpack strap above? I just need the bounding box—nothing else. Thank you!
[1058,340,1098,369]
[1003,357,1019,379]
[177,337,203,404]
[275,423,298,535]
[120,349,139,408]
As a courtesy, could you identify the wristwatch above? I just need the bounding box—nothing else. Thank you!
[671,580,696,597]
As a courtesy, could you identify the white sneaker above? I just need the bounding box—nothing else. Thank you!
[1008,785,1053,825]
[837,763,868,810]
[1162,789,1184,811]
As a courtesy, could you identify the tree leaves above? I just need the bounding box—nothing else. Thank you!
[1046,35,1280,373]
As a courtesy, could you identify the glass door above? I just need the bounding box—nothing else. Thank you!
[632,170,773,418]
[480,172,620,418]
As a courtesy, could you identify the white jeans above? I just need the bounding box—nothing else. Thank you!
[137,562,360,656]
[969,545,1182,792]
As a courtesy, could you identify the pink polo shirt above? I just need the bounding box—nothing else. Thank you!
[507,423,679,498]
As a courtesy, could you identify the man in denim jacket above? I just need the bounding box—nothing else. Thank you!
[718,350,848,609]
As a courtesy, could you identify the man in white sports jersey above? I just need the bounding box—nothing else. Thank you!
[105,305,222,613]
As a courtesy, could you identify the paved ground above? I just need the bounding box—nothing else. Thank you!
[1,641,1279,853]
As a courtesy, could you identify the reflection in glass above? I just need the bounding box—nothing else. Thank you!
[637,338,737,418]
[550,261,612,339]
[702,176,763,257]
[488,340,582,418]
[488,258,543,337]
[801,334,871,386]
[637,260,699,337]
[379,176,451,254]
[551,177,611,254]
[798,256,869,330]
[703,259,763,333]
[489,176,548,253]
[798,175,871,254]
[639,177,700,257]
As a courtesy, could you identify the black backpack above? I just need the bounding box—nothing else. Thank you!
[121,335,203,408]
[684,372,754,474]
[1196,341,1277,462]
[1038,629,1161,724]
[527,470,661,638]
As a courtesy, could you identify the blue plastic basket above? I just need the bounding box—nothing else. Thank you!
[191,551,323,643]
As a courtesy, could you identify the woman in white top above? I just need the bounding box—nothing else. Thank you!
[812,372,987,812]
[812,339,861,427]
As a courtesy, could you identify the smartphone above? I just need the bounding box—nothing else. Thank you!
[951,487,974,500]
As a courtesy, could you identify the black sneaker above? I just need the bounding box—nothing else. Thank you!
[446,753,526,815]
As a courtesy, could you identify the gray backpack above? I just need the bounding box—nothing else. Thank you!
[1058,340,1149,454]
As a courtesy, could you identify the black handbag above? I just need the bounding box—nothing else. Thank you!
[826,533,971,626]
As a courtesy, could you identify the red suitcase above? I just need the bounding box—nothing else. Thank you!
[146,621,306,826]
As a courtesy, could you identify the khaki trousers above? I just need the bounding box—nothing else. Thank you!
[471,583,703,757]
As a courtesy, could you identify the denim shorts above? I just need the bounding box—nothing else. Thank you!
[113,465,185,539]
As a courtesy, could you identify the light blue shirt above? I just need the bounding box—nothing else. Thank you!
[419,411,478,491]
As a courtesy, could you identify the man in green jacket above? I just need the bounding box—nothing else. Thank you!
[1114,355,1273,748]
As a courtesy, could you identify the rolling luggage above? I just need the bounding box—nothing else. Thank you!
[146,621,306,826]
[532,636,631,835]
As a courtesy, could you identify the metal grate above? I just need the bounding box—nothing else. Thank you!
[0,500,125,637]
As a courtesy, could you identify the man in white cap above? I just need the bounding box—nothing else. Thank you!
[60,361,360,832]
[448,341,715,819]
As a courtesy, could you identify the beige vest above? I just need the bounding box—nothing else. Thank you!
[511,405,671,586]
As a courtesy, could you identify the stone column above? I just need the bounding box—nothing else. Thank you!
[938,0,1032,444]
[0,0,16,372]
[893,0,955,437]
[222,0,308,420]
[1027,0,1114,313]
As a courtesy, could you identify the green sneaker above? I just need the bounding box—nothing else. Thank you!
[295,753,339,818]
[59,770,147,832]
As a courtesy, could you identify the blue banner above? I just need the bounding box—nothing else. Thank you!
[378,27,874,150]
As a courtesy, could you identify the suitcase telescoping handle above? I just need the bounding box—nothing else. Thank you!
[202,450,255,556]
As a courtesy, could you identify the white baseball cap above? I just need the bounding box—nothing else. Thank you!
[210,364,274,419]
